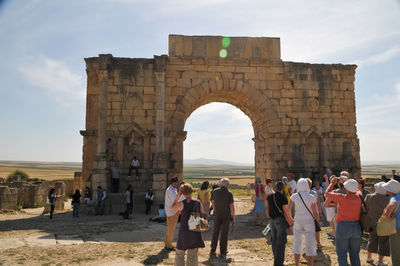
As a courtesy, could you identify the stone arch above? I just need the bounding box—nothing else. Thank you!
[166,79,281,181]
[172,79,279,136]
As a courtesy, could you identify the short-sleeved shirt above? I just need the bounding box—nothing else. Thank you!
[290,192,317,223]
[267,192,288,219]
[210,186,234,219]
[326,191,361,223]
[158,208,166,218]
[390,194,400,228]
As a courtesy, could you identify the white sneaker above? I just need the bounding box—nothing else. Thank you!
[377,262,388,266]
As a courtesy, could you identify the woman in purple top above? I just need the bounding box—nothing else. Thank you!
[172,183,205,266]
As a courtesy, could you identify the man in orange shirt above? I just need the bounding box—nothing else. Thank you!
[326,177,362,266]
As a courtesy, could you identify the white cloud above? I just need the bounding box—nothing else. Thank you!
[19,56,85,106]
[357,82,400,127]
[355,45,400,67]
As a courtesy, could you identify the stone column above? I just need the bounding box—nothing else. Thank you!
[152,71,169,202]
[155,72,165,154]
[175,130,187,180]
[91,55,112,193]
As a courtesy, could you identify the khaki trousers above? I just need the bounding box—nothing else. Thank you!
[165,212,180,248]
[174,248,198,266]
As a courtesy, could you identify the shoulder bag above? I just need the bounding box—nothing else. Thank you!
[298,193,321,232]
[359,195,373,233]
[188,200,210,232]
[377,201,399,236]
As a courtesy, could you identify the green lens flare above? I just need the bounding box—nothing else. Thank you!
[219,49,227,58]
[222,37,231,48]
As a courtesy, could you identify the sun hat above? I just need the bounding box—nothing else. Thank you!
[344,179,358,193]
[381,180,400,194]
[374,181,386,195]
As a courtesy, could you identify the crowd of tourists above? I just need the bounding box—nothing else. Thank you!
[46,167,400,266]
[256,171,400,266]
[161,171,400,266]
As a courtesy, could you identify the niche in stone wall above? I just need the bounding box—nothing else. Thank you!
[289,143,305,175]
[124,131,144,167]
[304,131,322,178]
[120,122,146,171]
[340,141,357,173]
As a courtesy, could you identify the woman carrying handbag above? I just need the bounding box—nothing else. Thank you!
[172,183,205,266]
[381,180,400,266]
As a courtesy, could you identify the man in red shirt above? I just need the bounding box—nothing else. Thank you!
[326,177,361,266]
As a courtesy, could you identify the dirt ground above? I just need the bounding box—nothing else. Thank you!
[0,195,390,266]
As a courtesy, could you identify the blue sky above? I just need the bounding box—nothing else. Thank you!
[0,0,399,164]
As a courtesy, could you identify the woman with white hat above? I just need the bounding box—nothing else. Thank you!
[325,177,362,266]
[287,178,318,266]
[381,179,400,266]
[365,182,390,265]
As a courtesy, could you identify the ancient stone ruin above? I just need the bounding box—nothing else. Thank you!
[80,35,360,200]
[0,177,71,211]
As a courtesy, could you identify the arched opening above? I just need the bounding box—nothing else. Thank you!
[183,102,255,187]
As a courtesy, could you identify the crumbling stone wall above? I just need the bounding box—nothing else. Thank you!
[0,186,18,210]
[81,35,361,200]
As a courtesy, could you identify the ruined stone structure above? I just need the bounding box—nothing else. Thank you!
[0,179,69,210]
[81,35,360,200]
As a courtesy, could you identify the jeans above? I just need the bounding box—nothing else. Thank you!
[50,204,55,219]
[270,216,287,266]
[72,203,79,217]
[335,221,361,266]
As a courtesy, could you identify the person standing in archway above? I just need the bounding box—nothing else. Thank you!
[210,178,235,259]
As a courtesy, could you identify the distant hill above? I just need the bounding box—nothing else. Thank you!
[184,158,253,167]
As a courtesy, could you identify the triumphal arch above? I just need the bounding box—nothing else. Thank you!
[80,35,360,200]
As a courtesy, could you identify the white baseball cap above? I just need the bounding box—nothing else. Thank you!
[339,175,349,181]
[382,180,400,194]
[344,179,358,193]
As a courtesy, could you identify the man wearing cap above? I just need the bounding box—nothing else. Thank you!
[382,179,400,266]
[326,177,362,266]
[164,177,184,250]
